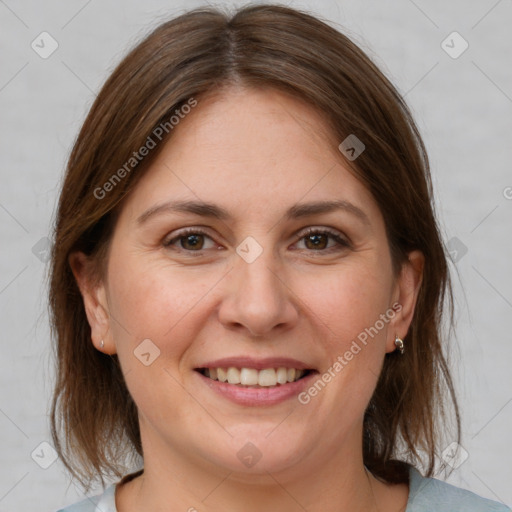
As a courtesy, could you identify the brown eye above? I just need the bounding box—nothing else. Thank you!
[163,229,216,252]
[295,228,350,253]
[304,233,329,250]
[180,233,205,250]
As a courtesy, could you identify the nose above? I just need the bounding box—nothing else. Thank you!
[217,248,300,337]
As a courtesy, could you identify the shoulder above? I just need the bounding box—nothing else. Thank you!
[56,469,142,512]
[55,484,117,512]
[407,467,511,512]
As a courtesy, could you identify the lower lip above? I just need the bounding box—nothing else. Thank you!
[195,371,317,406]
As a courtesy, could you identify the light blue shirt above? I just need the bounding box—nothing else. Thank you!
[57,466,511,511]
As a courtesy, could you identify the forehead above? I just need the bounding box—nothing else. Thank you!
[117,87,379,225]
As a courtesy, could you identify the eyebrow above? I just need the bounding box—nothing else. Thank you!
[136,199,370,226]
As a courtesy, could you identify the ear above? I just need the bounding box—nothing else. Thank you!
[386,250,424,353]
[68,251,116,354]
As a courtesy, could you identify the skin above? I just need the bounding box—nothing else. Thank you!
[70,86,423,512]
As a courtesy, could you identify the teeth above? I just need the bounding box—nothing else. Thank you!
[227,367,241,384]
[276,367,288,384]
[201,366,308,386]
[240,368,258,385]
[258,368,276,386]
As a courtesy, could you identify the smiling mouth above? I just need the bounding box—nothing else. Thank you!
[196,367,315,387]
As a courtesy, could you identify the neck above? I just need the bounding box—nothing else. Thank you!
[116,427,392,512]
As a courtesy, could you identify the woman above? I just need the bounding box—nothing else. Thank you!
[49,4,510,512]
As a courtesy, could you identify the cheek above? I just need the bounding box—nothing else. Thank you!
[295,261,393,412]
[106,252,219,363]
[105,256,217,426]
[298,262,393,343]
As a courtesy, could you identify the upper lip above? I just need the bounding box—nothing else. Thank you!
[195,356,315,371]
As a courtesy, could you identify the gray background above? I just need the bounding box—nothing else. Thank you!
[0,0,511,510]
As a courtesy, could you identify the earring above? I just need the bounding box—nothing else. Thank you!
[394,335,404,355]
[100,339,104,349]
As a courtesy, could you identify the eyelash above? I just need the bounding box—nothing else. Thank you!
[162,227,350,256]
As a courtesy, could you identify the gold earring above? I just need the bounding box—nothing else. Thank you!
[394,335,404,355]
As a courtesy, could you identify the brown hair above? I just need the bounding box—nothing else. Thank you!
[48,3,460,491]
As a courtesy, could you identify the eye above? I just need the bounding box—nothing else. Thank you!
[163,227,350,255]
[163,228,217,252]
[294,227,350,253]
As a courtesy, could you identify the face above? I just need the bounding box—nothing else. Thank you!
[72,87,422,482]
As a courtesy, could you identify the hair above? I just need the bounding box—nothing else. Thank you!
[48,3,460,492]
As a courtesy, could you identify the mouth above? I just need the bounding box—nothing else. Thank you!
[195,367,314,388]
[193,357,318,406]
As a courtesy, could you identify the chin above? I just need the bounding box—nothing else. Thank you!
[195,423,313,477]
